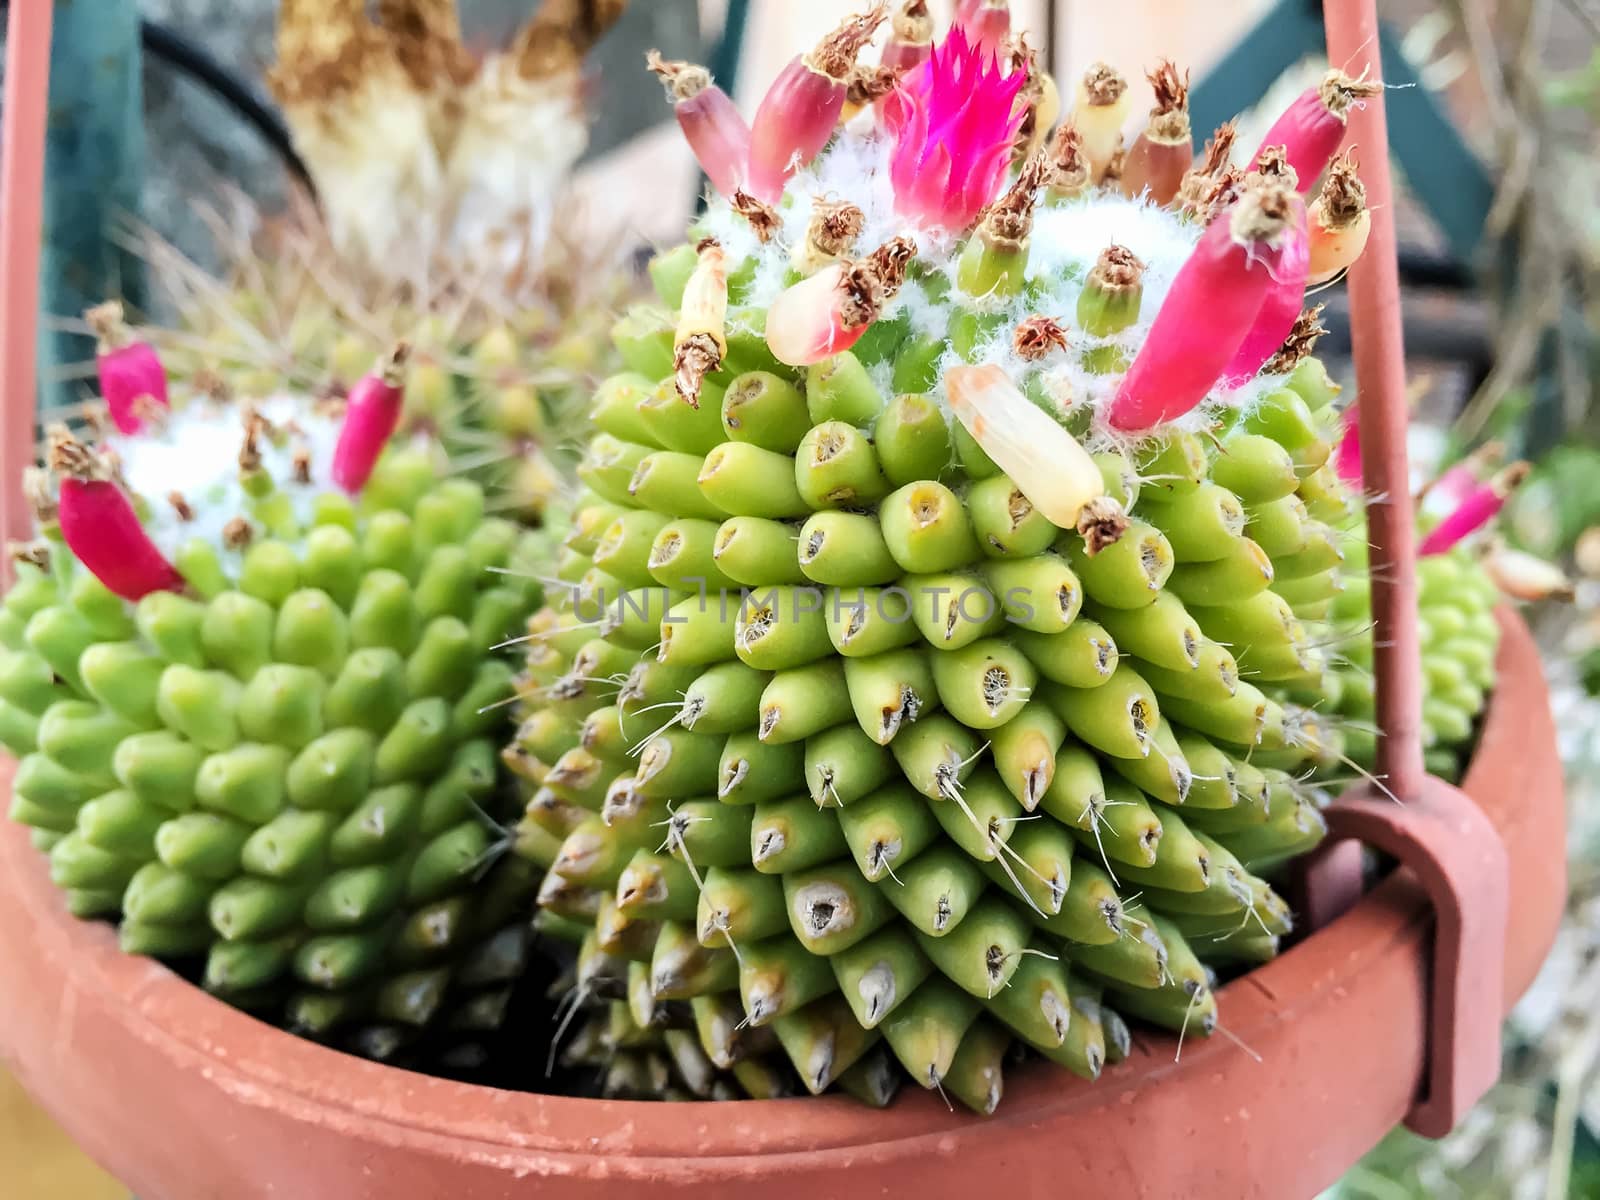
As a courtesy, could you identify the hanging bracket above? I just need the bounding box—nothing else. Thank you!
[1299,778,1510,1137]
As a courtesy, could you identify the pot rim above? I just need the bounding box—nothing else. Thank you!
[0,609,1563,1172]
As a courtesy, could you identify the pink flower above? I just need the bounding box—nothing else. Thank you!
[1107,180,1307,430]
[332,346,409,494]
[1418,463,1529,557]
[882,26,1026,232]
[1333,405,1362,485]
[86,301,169,435]
[48,431,184,601]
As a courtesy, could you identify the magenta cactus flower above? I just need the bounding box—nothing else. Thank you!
[1333,405,1362,485]
[1107,179,1307,430]
[881,25,1027,233]
[332,345,410,494]
[48,431,185,601]
[86,301,169,435]
[1418,463,1530,556]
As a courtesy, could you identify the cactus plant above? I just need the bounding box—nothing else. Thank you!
[1324,441,1551,783]
[1320,544,1501,784]
[0,327,555,1064]
[137,0,634,523]
[501,3,1437,1109]
[142,225,620,523]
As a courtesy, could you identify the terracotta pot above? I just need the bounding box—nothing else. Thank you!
[0,611,1566,1200]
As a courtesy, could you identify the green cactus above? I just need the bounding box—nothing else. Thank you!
[500,5,1518,1099]
[485,0,1544,1098]
[503,240,1382,1107]
[1320,541,1501,783]
[0,374,555,1064]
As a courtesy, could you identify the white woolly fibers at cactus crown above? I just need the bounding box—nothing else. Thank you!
[107,394,346,556]
[697,115,1291,443]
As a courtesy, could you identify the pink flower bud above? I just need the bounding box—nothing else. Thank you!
[1418,462,1530,556]
[647,52,751,198]
[1221,192,1309,384]
[332,345,410,494]
[48,432,184,601]
[1252,69,1381,194]
[747,7,887,202]
[1107,181,1304,430]
[765,237,916,367]
[1417,442,1504,511]
[882,0,934,72]
[955,0,1011,56]
[86,301,169,435]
